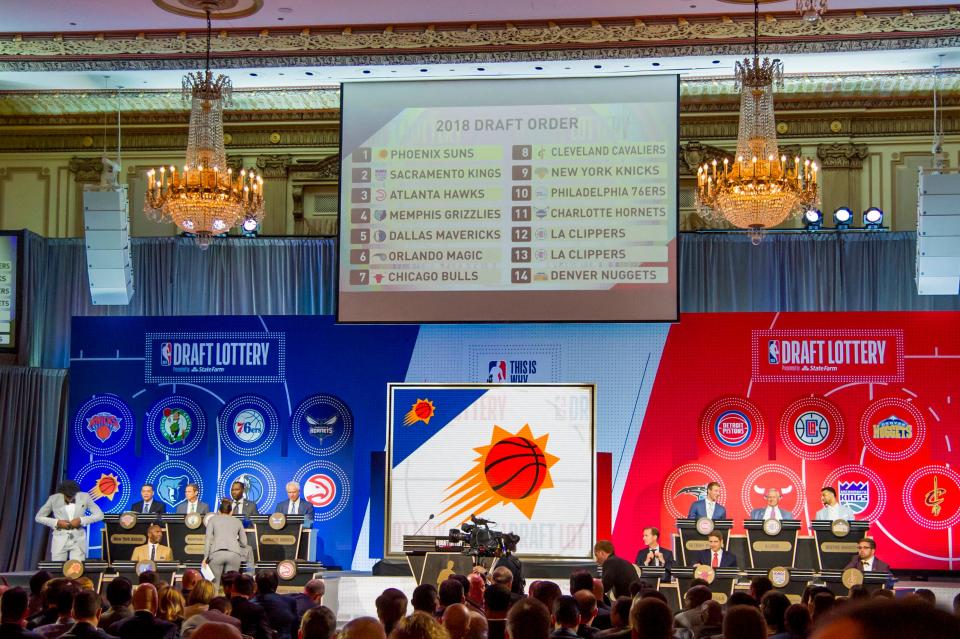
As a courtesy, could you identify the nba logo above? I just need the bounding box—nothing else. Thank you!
[768,340,779,364]
[160,342,173,366]
[487,361,507,383]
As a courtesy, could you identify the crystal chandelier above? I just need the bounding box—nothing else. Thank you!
[696,0,819,236]
[797,0,827,22]
[144,9,263,243]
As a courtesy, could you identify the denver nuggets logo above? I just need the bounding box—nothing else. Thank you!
[439,424,559,524]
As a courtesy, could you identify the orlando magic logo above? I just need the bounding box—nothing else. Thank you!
[794,411,830,446]
[839,481,870,514]
[157,474,189,507]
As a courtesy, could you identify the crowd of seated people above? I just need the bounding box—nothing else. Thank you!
[1,564,959,639]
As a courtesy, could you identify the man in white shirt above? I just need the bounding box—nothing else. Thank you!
[635,526,675,581]
[749,488,794,520]
[814,486,855,521]
[687,482,727,520]
[175,483,210,515]
[275,481,314,527]
[35,480,104,560]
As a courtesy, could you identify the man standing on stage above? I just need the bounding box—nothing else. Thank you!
[35,480,104,561]
[814,487,855,521]
[687,482,727,520]
[275,482,314,527]
[175,484,209,515]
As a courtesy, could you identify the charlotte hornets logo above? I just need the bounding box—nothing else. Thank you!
[292,394,354,456]
[157,474,189,507]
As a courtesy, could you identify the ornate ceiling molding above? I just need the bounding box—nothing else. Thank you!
[0,8,957,70]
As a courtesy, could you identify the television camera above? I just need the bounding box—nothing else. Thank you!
[448,515,520,558]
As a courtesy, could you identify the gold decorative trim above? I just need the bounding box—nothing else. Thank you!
[153,0,263,21]
[817,143,870,170]
[1,9,957,59]
[256,154,293,179]
[68,156,105,183]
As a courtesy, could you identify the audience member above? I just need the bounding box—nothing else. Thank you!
[593,542,638,600]
[438,581,465,618]
[490,569,522,606]
[550,596,580,639]
[179,571,201,603]
[674,586,712,635]
[59,590,112,639]
[760,592,790,638]
[594,597,630,638]
[290,580,325,624]
[530,582,562,618]
[749,577,773,603]
[27,574,52,619]
[98,580,132,630]
[411,585,439,617]
[695,601,723,639]
[464,613,486,639]
[156,588,184,625]
[721,605,765,639]
[297,607,336,639]
[953,592,960,616]
[782,604,810,639]
[183,581,215,620]
[483,586,511,639]
[725,592,756,609]
[870,589,894,600]
[846,585,869,602]
[629,598,672,639]
[228,575,270,639]
[191,622,242,639]
[388,612,449,639]
[108,584,177,639]
[340,617,385,639]
[811,599,960,639]
[572,591,598,638]
[506,598,550,639]
[182,597,240,639]
[34,581,77,639]
[464,576,484,615]
[441,604,469,639]
[375,589,408,636]
[2,587,43,639]
[28,579,71,630]
[908,589,936,607]
[137,574,158,588]
[253,571,297,639]
[810,593,835,626]
[569,573,593,598]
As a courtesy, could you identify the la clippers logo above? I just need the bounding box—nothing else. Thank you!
[160,342,172,366]
[715,411,752,447]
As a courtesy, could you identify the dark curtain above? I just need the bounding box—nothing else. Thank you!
[0,366,69,571]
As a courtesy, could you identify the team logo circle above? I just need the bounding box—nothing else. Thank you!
[768,567,790,588]
[292,394,354,456]
[277,560,298,580]
[268,513,287,530]
[822,464,888,522]
[696,517,715,535]
[859,397,926,461]
[294,460,351,522]
[119,513,138,529]
[184,512,203,529]
[763,519,783,536]
[902,465,960,530]
[740,464,806,519]
[831,519,851,537]
[73,394,134,456]
[63,560,84,579]
[217,460,277,515]
[661,463,726,519]
[218,395,279,456]
[145,460,204,510]
[146,395,206,456]
[75,460,131,514]
[779,397,845,460]
[700,397,765,460]
[841,568,864,589]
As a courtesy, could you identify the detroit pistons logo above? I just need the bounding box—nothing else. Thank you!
[715,411,752,447]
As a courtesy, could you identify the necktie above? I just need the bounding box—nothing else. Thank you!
[289,501,295,515]
[150,544,155,561]
[706,502,714,518]
[233,501,240,514]
[652,549,660,566]
[712,552,719,568]
[189,502,195,514]
[143,502,149,514]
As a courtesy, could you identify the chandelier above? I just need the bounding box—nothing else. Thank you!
[797,0,827,22]
[144,9,263,243]
[696,0,819,236]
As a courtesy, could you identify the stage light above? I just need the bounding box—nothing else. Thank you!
[863,207,884,230]
[241,218,260,237]
[833,207,853,229]
[803,208,823,231]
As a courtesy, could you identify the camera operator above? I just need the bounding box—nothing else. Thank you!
[473,533,524,595]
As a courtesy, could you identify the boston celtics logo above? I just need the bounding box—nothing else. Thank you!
[161,408,192,444]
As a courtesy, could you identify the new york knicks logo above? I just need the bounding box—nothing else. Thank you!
[86,412,121,443]
[715,411,752,447]
[438,424,559,524]
[74,394,135,456]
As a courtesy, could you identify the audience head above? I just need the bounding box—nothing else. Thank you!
[442,603,470,639]
[640,590,668,604]
[591,579,604,603]
[700,600,723,627]
[573,590,597,625]
[157,587,185,622]
[689,578,710,589]
[132,583,158,615]
[529,580,562,614]
[188,580,216,606]
[611,596,632,628]
[847,584,869,601]
[299,605,337,639]
[193,622,243,639]
[1,587,31,624]
[412,584,439,614]
[812,592,836,621]
[909,589,936,606]
[389,612,451,639]
[340,616,386,639]
[630,597,673,639]
[464,612,486,639]
[812,598,960,639]
[52,581,77,616]
[954,592,960,615]
[491,567,513,591]
[233,574,254,598]
[29,571,52,597]
[784,603,811,637]
[304,579,326,601]
[220,572,238,597]
[593,540,615,564]
[749,576,774,601]
[628,581,644,598]
[438,579,465,607]
[760,591,790,633]
[208,597,231,616]
[138,571,158,586]
[684,585,713,610]
[483,585,511,616]
[72,589,101,623]
[106,577,133,608]
[375,588,408,634]
[726,592,758,609]
[723,605,767,639]
[181,569,201,592]
[255,570,279,596]
[802,585,833,607]
[552,595,580,629]
[871,589,894,600]
[569,571,594,596]
[506,598,550,639]
[465,574,484,603]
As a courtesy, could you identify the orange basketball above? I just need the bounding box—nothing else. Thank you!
[484,437,547,500]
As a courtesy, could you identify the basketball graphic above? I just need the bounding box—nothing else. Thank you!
[484,437,548,500]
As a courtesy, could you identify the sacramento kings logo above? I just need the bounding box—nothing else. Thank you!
[793,411,830,446]
[839,481,870,514]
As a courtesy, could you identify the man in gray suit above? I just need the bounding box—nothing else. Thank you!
[204,499,249,587]
[749,488,795,520]
[35,480,104,560]
[175,483,209,515]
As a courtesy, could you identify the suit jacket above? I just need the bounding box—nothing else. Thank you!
[251,593,297,639]
[844,555,894,587]
[98,608,131,631]
[634,547,675,578]
[487,620,506,639]
[814,504,856,521]
[107,612,176,639]
[181,610,240,639]
[687,500,727,520]
[749,507,794,520]
[229,597,271,639]
[274,500,314,527]
[130,543,173,562]
[693,549,737,568]
[60,621,118,639]
[600,555,640,600]
[204,513,248,559]
[286,594,319,623]
[129,501,166,516]
[35,492,104,557]
[0,625,43,639]
[230,499,258,518]
[175,501,209,515]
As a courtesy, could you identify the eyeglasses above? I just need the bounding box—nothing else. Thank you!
[856,546,871,550]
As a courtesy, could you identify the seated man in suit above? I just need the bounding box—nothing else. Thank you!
[275,481,314,527]
[175,484,209,515]
[844,538,895,588]
[687,481,727,520]
[749,488,794,520]
[634,527,675,582]
[693,532,737,568]
[814,486,855,521]
[228,482,258,518]
[35,480,104,561]
[130,523,173,562]
[130,484,165,517]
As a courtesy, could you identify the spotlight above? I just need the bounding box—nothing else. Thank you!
[241,218,259,237]
[803,208,823,231]
[863,207,884,230]
[833,207,853,229]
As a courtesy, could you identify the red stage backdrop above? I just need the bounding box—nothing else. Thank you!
[612,312,960,570]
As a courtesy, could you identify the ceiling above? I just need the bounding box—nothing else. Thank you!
[2,0,956,32]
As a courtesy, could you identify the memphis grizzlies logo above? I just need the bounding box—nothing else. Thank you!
[145,461,203,509]
[839,481,870,514]
[794,411,830,446]
[156,475,189,508]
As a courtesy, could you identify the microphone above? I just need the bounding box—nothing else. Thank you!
[412,513,435,535]
[471,514,496,525]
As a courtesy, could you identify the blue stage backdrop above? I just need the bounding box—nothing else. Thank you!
[68,316,420,568]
